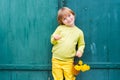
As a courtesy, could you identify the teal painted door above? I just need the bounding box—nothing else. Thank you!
[64,0,120,80]
[0,0,120,80]
[0,0,58,80]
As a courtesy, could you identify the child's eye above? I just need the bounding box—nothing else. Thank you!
[68,14,71,17]
[63,18,66,20]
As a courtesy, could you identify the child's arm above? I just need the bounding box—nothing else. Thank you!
[76,50,83,58]
[53,34,61,40]
[51,27,61,45]
[76,31,85,57]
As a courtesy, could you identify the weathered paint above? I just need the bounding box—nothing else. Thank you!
[65,0,120,79]
[0,0,120,80]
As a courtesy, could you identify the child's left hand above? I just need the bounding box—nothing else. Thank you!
[76,51,83,57]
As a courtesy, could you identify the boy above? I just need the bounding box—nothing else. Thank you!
[51,7,85,80]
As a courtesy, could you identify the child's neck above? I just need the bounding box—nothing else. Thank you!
[69,24,75,27]
[66,24,75,27]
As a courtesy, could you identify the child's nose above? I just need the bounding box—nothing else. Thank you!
[66,17,71,21]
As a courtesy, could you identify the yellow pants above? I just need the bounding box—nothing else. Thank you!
[52,58,76,80]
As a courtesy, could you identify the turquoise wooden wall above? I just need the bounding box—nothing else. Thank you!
[0,0,57,79]
[0,0,120,80]
[64,0,120,80]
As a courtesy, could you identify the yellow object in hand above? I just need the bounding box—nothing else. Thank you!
[78,60,83,65]
[74,60,90,72]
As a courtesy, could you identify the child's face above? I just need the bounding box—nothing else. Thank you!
[62,13,75,27]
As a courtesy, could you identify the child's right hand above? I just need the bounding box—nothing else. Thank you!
[54,34,61,40]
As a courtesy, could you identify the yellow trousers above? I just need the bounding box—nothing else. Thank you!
[52,58,76,80]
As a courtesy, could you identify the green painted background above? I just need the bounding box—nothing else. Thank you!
[0,0,57,79]
[0,0,120,80]
[65,0,120,80]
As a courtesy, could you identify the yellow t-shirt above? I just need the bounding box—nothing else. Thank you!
[51,25,85,61]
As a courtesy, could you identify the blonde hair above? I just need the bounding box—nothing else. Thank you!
[57,7,75,25]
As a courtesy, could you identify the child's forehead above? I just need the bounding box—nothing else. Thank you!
[61,11,71,17]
